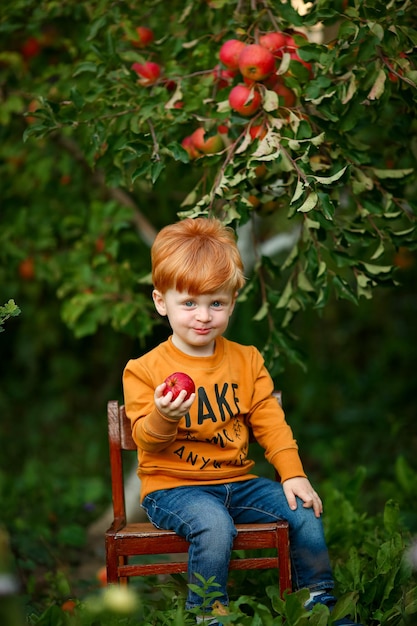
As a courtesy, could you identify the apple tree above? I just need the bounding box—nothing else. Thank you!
[1,0,416,373]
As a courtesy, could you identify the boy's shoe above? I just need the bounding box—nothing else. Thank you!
[195,618,222,626]
[305,592,363,626]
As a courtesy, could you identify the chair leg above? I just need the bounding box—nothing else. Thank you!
[105,541,119,584]
[276,526,291,597]
[106,540,129,584]
[118,555,128,584]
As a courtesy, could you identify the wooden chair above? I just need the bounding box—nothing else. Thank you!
[105,396,292,597]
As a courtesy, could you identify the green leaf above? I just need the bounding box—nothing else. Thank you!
[351,167,374,194]
[370,240,385,260]
[69,87,84,109]
[310,132,326,146]
[367,68,386,100]
[330,592,359,622]
[87,15,108,40]
[367,21,384,42]
[0,299,21,331]
[356,272,374,299]
[284,588,310,623]
[384,500,400,533]
[291,180,306,205]
[72,61,98,76]
[317,192,335,219]
[362,263,392,275]
[276,280,293,308]
[405,586,417,616]
[297,191,318,213]
[166,141,190,163]
[253,301,269,321]
[263,89,279,112]
[310,165,348,185]
[371,167,414,179]
[251,132,281,160]
[288,139,301,150]
[297,271,314,292]
[31,605,66,626]
[394,456,417,495]
[22,123,51,142]
[131,162,151,182]
[332,276,358,304]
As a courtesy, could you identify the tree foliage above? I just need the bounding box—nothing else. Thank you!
[1,0,416,371]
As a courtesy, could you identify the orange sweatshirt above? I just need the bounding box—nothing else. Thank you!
[123,336,306,501]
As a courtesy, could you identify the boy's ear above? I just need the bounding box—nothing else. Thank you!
[152,289,167,316]
[230,291,239,313]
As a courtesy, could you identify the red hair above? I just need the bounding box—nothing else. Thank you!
[151,218,245,294]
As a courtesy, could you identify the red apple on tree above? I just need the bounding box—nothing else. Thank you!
[61,600,76,613]
[228,84,262,116]
[248,194,261,209]
[163,372,196,400]
[217,123,229,135]
[271,81,296,107]
[285,31,308,51]
[259,31,287,56]
[18,257,35,280]
[132,26,154,48]
[164,78,177,91]
[25,99,41,124]
[181,136,199,159]
[238,44,276,81]
[21,36,42,60]
[219,39,246,70]
[131,61,161,85]
[212,64,237,89]
[249,123,267,140]
[189,127,224,155]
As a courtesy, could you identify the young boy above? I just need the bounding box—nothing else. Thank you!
[123,217,362,626]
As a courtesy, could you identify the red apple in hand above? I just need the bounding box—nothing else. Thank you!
[163,372,196,400]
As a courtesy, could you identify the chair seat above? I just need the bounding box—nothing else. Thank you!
[106,519,291,582]
[108,520,289,548]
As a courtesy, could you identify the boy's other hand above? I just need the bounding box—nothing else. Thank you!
[154,382,196,420]
[282,477,323,518]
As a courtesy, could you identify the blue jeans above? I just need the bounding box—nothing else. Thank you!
[142,477,334,610]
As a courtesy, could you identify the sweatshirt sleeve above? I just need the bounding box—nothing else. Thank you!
[247,350,307,483]
[123,359,179,452]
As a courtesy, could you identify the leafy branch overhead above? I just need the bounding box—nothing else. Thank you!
[1,0,416,369]
[0,300,21,332]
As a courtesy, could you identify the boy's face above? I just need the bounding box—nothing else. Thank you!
[152,288,237,356]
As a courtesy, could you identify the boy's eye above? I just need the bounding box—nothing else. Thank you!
[184,301,195,307]
[211,301,222,308]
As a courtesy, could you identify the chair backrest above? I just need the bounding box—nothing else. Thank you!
[107,400,134,522]
[107,391,283,521]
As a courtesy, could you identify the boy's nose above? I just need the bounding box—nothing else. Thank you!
[196,306,211,322]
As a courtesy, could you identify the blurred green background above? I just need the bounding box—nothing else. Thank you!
[1,0,417,621]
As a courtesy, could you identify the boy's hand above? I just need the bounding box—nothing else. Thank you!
[282,477,323,518]
[154,382,196,420]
